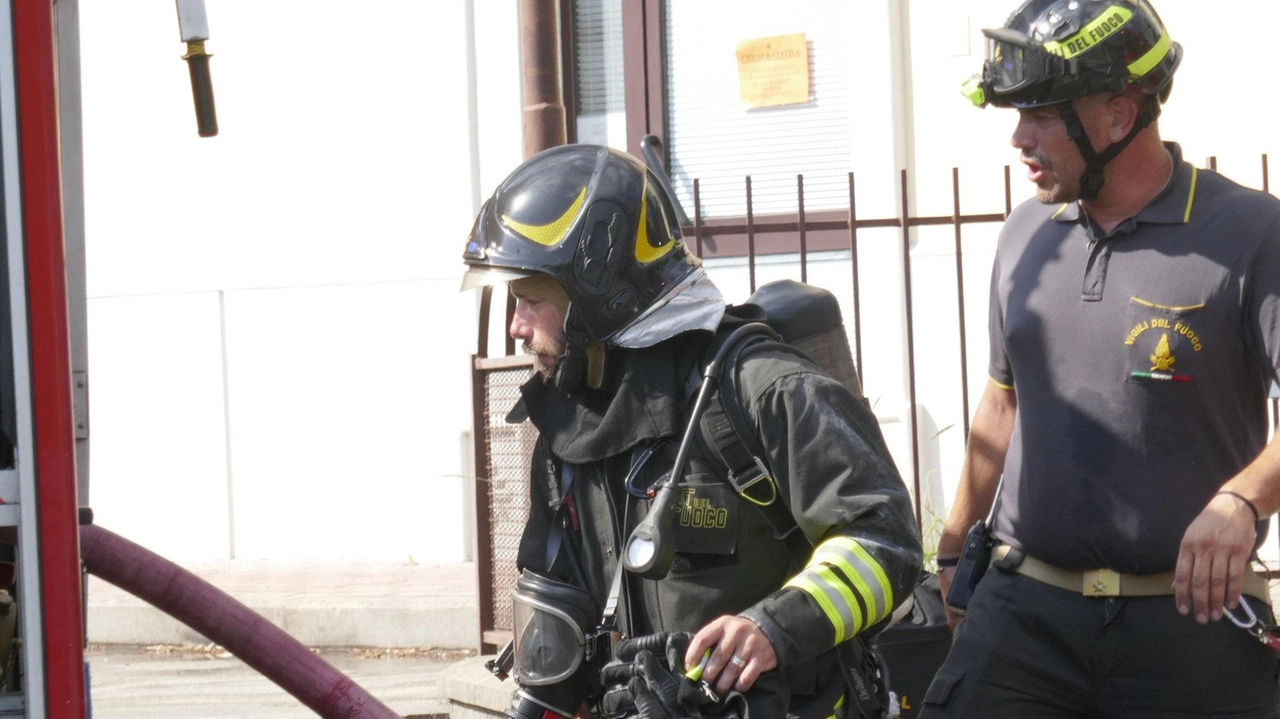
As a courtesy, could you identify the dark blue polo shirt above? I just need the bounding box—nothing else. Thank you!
[988,143,1280,573]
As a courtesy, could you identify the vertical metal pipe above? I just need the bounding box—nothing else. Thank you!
[746,176,756,293]
[847,172,863,390]
[797,174,808,284]
[1004,165,1013,218]
[471,364,495,652]
[218,291,236,560]
[504,292,517,357]
[519,0,567,157]
[477,286,493,360]
[694,179,704,257]
[900,170,921,526]
[952,168,971,440]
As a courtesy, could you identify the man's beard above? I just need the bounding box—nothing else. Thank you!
[525,334,565,384]
[1028,152,1081,205]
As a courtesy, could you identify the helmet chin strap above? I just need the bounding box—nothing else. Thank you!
[1057,100,1159,201]
[553,309,591,395]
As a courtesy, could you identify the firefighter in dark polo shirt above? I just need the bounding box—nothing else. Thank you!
[923,1,1280,717]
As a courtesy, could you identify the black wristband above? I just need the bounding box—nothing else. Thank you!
[935,556,960,569]
[1217,490,1261,525]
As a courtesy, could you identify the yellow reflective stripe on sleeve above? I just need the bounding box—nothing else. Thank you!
[849,541,895,623]
[811,537,891,624]
[1042,6,1132,60]
[502,187,586,247]
[785,575,849,642]
[989,376,1014,391]
[817,565,864,641]
[1128,30,1171,79]
[825,694,846,719]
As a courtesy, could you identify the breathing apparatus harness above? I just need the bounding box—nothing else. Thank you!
[486,323,773,719]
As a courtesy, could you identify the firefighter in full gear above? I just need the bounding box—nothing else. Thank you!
[463,144,922,719]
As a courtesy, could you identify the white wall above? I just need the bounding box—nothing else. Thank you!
[79,0,523,562]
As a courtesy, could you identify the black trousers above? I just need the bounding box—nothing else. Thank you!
[919,568,1280,718]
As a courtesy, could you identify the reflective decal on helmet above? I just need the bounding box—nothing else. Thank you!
[1041,6,1133,60]
[1127,29,1172,80]
[633,186,677,265]
[502,187,587,247]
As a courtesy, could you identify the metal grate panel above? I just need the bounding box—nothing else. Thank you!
[482,367,537,635]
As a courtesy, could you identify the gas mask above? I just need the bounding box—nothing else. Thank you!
[502,570,614,719]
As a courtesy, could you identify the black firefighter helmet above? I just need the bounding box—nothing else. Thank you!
[961,0,1182,200]
[461,144,701,391]
[964,0,1181,110]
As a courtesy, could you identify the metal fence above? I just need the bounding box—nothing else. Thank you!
[469,157,1280,651]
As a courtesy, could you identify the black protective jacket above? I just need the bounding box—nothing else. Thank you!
[515,314,922,718]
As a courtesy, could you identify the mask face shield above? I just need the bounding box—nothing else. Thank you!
[511,592,589,686]
[509,571,603,688]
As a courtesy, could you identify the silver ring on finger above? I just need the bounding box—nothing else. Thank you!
[728,655,747,670]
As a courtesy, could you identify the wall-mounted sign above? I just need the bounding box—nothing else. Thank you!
[735,33,810,109]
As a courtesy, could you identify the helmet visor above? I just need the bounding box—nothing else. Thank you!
[982,28,1064,95]
[987,36,1028,93]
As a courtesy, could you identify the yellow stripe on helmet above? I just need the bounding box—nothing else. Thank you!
[634,181,676,264]
[1127,30,1171,81]
[502,187,586,247]
[1042,6,1133,60]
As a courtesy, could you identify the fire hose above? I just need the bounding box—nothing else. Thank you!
[75,524,403,719]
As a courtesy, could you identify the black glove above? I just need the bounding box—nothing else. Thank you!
[600,632,720,719]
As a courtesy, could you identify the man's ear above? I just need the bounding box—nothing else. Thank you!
[1107,93,1142,142]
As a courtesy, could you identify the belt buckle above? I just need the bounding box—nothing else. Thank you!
[1085,568,1120,596]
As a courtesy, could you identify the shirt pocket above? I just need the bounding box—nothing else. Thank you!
[1122,296,1206,386]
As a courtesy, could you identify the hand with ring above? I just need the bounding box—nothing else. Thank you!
[685,615,778,696]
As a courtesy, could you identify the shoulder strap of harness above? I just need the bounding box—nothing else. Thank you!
[696,325,812,568]
[693,326,890,718]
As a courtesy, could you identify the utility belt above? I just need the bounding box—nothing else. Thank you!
[990,544,1271,602]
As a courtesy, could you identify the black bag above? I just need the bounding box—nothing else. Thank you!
[872,574,952,719]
